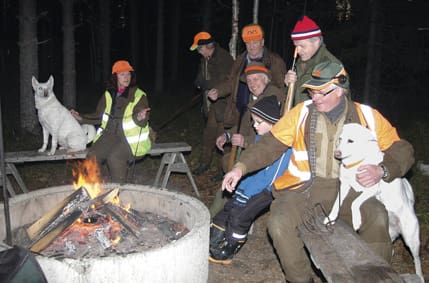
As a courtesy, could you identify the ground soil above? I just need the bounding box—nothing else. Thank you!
[3,93,429,282]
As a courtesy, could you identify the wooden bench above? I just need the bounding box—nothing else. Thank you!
[298,217,421,283]
[2,142,199,197]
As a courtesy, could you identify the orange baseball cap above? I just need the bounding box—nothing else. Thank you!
[190,31,213,51]
[241,24,264,43]
[112,60,134,74]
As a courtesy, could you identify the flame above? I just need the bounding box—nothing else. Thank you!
[111,236,121,246]
[72,157,103,198]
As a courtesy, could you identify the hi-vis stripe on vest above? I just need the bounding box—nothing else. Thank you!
[93,89,151,157]
[271,101,399,191]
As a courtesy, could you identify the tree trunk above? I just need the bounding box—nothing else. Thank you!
[61,0,76,108]
[99,0,110,82]
[202,0,211,31]
[229,0,239,59]
[253,0,259,24]
[18,0,38,134]
[169,0,180,84]
[129,0,139,69]
[363,0,382,104]
[155,0,164,92]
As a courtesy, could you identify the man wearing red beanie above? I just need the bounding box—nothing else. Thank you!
[285,15,345,105]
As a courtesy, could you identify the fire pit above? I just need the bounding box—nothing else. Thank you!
[0,184,210,283]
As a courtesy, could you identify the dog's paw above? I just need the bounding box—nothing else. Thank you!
[47,150,56,156]
[38,147,46,153]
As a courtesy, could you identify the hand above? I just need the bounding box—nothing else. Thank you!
[137,108,151,121]
[231,134,244,147]
[70,109,82,121]
[216,135,227,151]
[284,70,297,87]
[207,89,219,101]
[222,167,243,193]
[356,164,384,188]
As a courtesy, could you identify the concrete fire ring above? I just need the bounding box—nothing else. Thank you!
[0,184,210,283]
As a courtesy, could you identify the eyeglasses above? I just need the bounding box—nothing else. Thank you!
[308,87,337,97]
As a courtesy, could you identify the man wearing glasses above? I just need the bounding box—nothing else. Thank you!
[221,61,414,283]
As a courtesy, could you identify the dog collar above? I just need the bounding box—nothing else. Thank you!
[343,159,364,169]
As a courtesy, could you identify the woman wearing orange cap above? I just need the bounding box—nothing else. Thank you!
[70,60,153,183]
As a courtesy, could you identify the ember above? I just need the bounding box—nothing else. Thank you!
[12,159,189,259]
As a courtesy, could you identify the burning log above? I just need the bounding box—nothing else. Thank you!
[26,187,119,253]
[103,203,142,238]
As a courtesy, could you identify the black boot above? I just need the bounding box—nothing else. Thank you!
[209,224,225,249]
[209,238,245,265]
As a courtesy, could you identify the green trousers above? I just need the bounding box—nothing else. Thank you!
[268,177,391,283]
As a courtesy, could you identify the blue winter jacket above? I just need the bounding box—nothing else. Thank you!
[234,135,291,205]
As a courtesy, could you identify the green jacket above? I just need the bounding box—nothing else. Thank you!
[292,43,344,105]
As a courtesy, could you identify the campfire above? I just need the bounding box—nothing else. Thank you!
[12,158,189,259]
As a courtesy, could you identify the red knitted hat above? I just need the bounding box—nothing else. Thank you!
[291,16,322,40]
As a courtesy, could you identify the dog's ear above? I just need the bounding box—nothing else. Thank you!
[31,76,38,91]
[48,75,54,89]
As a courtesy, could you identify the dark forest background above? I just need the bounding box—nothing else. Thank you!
[1,0,429,153]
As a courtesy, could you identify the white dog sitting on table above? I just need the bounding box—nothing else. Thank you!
[32,75,95,155]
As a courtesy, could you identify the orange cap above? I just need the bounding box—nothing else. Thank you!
[112,60,134,74]
[190,32,213,51]
[241,24,264,43]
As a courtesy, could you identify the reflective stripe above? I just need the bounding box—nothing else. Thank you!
[287,161,311,180]
[101,113,109,122]
[293,149,308,161]
[359,104,376,139]
[296,100,311,137]
[232,232,247,240]
[126,131,150,144]
[123,119,138,130]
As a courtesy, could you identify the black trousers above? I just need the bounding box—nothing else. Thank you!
[212,189,273,240]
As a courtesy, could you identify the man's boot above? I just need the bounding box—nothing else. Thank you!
[209,224,225,249]
[209,238,245,265]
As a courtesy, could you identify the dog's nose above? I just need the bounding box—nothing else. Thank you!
[334,150,342,159]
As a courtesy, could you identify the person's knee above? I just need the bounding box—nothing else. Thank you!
[359,199,390,243]
[268,211,296,239]
[362,199,389,229]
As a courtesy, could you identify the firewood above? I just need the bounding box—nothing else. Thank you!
[27,187,119,252]
[26,187,91,241]
[30,210,82,253]
[103,203,142,238]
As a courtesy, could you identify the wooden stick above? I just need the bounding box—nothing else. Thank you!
[283,47,298,116]
[227,107,245,171]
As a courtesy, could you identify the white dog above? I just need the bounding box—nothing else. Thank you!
[32,75,96,155]
[324,123,423,281]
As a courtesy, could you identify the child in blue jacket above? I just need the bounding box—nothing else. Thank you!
[209,95,291,264]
